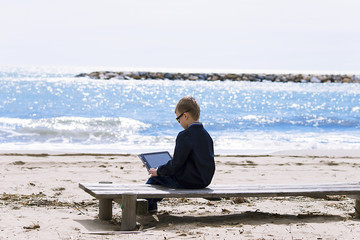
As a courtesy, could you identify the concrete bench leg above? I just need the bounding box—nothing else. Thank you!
[355,199,360,219]
[121,193,137,231]
[99,199,112,220]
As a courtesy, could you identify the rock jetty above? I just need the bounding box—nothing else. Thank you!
[75,71,360,83]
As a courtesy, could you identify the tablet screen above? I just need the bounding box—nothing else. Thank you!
[138,151,172,170]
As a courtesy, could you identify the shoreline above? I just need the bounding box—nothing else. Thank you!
[75,70,360,83]
[1,148,360,158]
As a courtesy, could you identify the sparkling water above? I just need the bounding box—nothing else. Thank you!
[1,66,360,154]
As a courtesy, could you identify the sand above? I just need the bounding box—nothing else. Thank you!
[1,150,360,240]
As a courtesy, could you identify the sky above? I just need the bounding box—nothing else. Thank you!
[1,0,360,73]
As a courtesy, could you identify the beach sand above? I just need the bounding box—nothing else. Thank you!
[1,151,360,240]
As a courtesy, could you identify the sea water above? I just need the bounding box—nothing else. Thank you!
[1,66,360,154]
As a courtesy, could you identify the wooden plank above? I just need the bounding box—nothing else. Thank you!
[92,191,360,199]
[80,183,360,194]
[84,183,360,189]
[79,182,360,188]
[80,183,360,193]
[80,182,360,189]
[79,182,360,199]
[85,189,360,195]
[91,191,360,198]
[83,185,354,192]
[89,187,360,195]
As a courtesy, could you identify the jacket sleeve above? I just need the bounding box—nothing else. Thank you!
[157,132,191,177]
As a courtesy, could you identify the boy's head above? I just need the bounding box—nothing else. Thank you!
[175,97,200,128]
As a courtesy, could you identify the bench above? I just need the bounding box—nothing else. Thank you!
[79,182,360,231]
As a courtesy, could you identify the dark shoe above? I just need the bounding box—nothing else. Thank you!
[148,200,158,213]
[148,208,158,214]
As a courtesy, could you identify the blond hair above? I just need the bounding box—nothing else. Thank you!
[175,96,200,121]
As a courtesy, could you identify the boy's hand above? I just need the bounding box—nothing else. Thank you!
[148,168,158,177]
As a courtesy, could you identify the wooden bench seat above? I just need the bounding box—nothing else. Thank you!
[79,182,360,231]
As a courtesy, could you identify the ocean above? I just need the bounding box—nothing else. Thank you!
[1,66,360,155]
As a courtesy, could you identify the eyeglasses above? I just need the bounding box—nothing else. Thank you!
[176,112,186,123]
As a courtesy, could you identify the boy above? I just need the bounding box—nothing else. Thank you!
[146,96,215,211]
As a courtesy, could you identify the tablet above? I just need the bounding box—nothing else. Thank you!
[138,151,172,170]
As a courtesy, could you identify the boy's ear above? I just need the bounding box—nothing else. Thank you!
[184,112,193,120]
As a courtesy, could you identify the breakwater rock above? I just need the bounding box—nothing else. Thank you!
[75,71,360,83]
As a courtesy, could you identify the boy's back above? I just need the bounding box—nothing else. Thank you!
[157,122,215,189]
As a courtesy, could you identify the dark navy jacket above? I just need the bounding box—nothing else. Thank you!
[157,123,215,189]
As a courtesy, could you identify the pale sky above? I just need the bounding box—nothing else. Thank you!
[1,0,360,73]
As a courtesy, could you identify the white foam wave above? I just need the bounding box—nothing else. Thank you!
[213,130,360,155]
[0,117,151,143]
[1,119,360,154]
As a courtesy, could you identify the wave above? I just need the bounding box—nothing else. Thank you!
[211,130,360,155]
[237,114,360,129]
[0,117,151,144]
[205,114,360,133]
[1,114,359,146]
[0,116,360,154]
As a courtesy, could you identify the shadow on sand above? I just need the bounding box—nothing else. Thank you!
[75,210,352,233]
